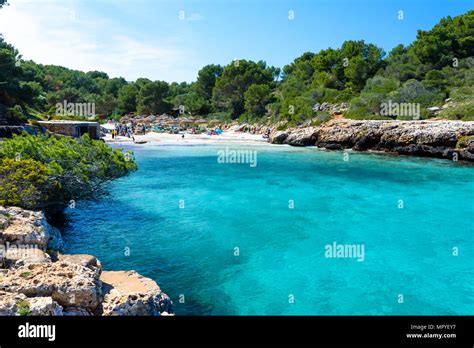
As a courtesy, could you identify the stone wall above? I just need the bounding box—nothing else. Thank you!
[38,122,100,139]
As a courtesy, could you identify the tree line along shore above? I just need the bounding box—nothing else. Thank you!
[0,10,472,128]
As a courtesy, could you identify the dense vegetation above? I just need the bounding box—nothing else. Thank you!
[0,5,472,126]
[0,133,137,213]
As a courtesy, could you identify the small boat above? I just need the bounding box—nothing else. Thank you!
[134,140,147,144]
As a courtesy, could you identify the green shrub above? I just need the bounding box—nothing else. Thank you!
[238,113,249,124]
[439,103,474,121]
[344,106,391,120]
[7,105,28,123]
[16,299,31,316]
[0,133,137,212]
[206,112,232,122]
[456,135,474,149]
[0,158,51,209]
[310,111,331,126]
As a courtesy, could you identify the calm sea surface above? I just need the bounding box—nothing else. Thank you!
[63,144,474,315]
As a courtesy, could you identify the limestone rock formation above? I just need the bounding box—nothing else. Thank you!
[100,271,173,316]
[270,120,474,161]
[63,306,93,316]
[5,248,51,267]
[0,206,63,250]
[0,205,174,316]
[0,291,29,316]
[0,262,102,311]
[57,254,102,273]
[0,291,63,316]
[28,296,64,316]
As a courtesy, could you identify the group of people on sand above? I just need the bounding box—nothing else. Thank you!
[111,123,135,141]
[108,120,271,142]
[207,127,223,136]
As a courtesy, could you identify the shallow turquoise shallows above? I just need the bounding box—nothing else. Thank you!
[63,144,474,315]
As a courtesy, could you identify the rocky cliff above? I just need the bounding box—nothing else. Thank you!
[270,119,474,162]
[0,206,173,316]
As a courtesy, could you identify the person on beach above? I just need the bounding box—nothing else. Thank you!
[263,127,271,139]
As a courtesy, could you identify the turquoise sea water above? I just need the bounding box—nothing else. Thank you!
[63,144,474,315]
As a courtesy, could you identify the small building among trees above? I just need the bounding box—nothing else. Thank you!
[38,121,101,139]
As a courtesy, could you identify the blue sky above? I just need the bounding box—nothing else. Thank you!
[0,0,471,82]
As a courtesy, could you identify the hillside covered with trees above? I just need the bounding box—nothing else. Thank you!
[0,0,138,216]
[0,3,472,126]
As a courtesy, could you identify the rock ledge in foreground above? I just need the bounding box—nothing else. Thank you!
[0,206,173,316]
[100,271,174,316]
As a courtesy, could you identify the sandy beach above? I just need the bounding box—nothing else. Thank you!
[104,130,269,146]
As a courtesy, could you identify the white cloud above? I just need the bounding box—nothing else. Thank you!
[0,0,198,82]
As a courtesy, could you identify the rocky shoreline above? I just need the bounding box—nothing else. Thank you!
[0,206,173,316]
[270,119,474,162]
